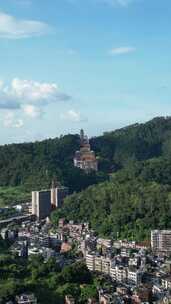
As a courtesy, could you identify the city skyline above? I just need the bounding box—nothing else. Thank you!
[0,0,171,144]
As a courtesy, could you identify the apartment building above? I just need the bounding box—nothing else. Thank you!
[97,238,112,248]
[110,266,127,283]
[51,185,68,208]
[151,230,171,253]
[32,190,51,220]
[86,253,142,286]
[162,276,171,290]
[127,268,142,285]
[86,253,95,271]
[86,253,111,275]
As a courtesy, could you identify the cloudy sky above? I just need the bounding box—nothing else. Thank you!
[0,0,171,144]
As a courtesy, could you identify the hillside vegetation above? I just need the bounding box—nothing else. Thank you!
[1,116,171,187]
[1,116,171,216]
[50,116,171,241]
[0,135,107,198]
[52,157,171,241]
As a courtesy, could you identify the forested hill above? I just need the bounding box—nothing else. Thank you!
[90,116,171,170]
[51,157,171,241]
[1,116,171,193]
[0,134,107,193]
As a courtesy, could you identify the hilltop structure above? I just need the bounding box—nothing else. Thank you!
[74,130,98,173]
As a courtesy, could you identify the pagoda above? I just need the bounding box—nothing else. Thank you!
[74,130,98,172]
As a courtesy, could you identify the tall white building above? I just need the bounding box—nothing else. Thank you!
[32,190,51,220]
[51,185,68,208]
[151,230,171,253]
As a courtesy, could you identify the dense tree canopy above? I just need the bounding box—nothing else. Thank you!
[1,117,171,191]
[0,255,96,304]
[52,156,171,241]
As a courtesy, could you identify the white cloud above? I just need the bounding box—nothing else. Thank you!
[109,46,136,55]
[0,78,71,127]
[23,104,43,118]
[0,78,71,110]
[3,112,23,128]
[60,110,87,123]
[0,11,51,39]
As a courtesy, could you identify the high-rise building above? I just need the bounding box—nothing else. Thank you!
[32,190,51,220]
[51,180,69,208]
[74,129,98,172]
[151,230,171,253]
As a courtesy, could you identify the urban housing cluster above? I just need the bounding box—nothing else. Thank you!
[2,208,171,304]
[1,131,171,303]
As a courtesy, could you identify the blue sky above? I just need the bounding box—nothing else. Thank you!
[0,0,171,144]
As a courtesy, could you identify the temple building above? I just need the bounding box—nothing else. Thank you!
[74,130,98,172]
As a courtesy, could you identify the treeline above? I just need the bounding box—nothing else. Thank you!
[91,116,171,169]
[1,116,171,192]
[0,135,107,193]
[51,156,171,241]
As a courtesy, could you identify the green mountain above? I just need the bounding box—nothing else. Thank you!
[50,116,171,241]
[1,116,171,214]
[1,116,171,187]
[90,116,171,169]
